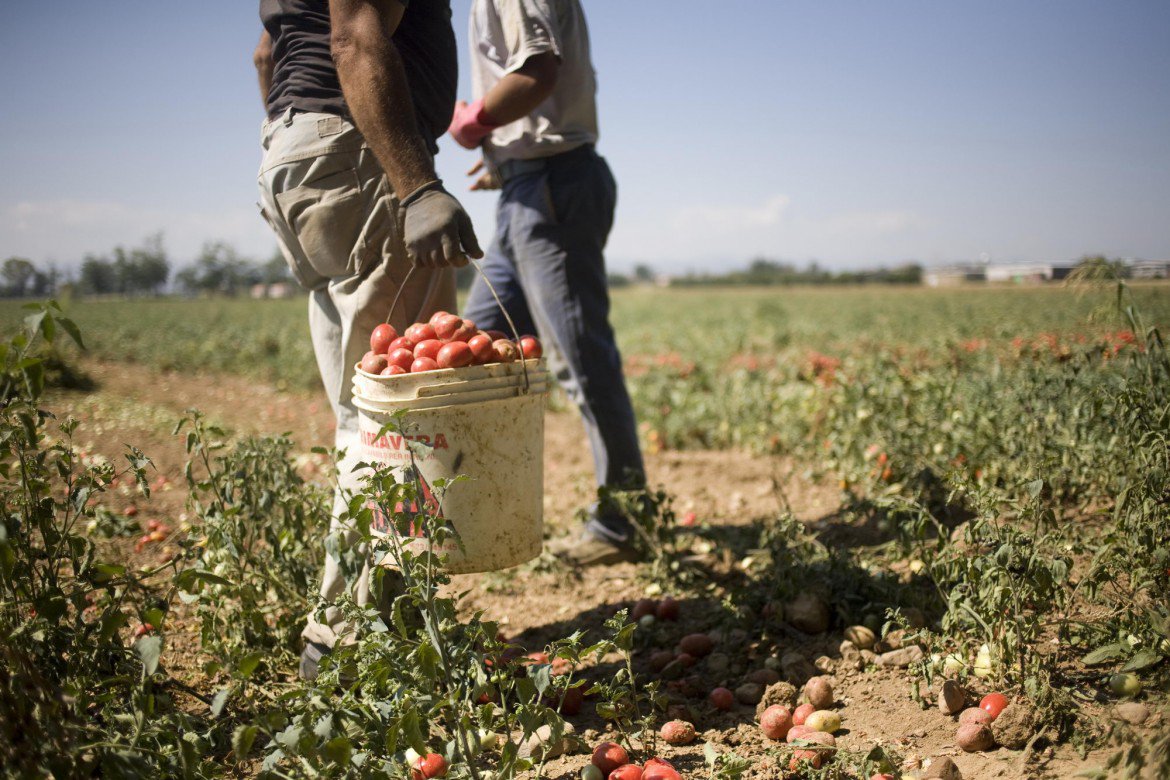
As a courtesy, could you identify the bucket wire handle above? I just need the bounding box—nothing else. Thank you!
[384,260,531,393]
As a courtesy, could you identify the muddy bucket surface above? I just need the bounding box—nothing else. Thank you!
[351,364,546,574]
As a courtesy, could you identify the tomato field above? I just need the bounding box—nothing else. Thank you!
[1,280,1168,779]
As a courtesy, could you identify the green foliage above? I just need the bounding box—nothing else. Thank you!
[0,302,208,777]
[174,410,329,683]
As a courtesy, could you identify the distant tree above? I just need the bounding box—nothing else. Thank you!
[261,249,292,284]
[633,264,654,283]
[79,256,116,295]
[176,241,261,296]
[1,257,37,297]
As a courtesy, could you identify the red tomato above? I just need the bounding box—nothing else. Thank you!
[428,310,451,327]
[556,684,585,715]
[134,622,155,638]
[411,357,439,373]
[405,322,437,343]
[519,335,542,359]
[632,599,657,620]
[410,753,447,780]
[467,334,494,364]
[380,365,407,376]
[609,765,642,780]
[413,339,443,361]
[433,314,464,340]
[493,339,521,363]
[591,742,629,775]
[792,703,816,726]
[361,353,389,374]
[760,705,793,740]
[485,329,508,341]
[388,336,415,353]
[388,348,415,371]
[656,597,680,621]
[980,692,1009,720]
[870,775,896,780]
[437,341,474,369]
[642,758,680,780]
[709,686,735,710]
[369,323,397,354]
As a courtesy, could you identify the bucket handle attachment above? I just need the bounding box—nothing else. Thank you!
[384,260,531,393]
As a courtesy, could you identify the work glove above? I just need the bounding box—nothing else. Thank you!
[448,98,502,149]
[400,181,483,268]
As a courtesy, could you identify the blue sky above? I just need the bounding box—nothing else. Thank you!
[1,1,1168,274]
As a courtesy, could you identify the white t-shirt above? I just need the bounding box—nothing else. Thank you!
[469,0,599,164]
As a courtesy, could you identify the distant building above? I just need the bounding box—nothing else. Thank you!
[1130,260,1170,279]
[249,282,297,299]
[924,264,985,287]
[985,263,1054,284]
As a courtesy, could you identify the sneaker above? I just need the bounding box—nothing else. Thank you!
[299,640,332,681]
[547,529,641,567]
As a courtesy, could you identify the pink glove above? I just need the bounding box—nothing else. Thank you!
[448,98,501,149]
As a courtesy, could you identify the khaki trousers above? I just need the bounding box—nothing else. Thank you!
[258,109,456,646]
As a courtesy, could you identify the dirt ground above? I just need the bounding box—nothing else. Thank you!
[48,359,1162,779]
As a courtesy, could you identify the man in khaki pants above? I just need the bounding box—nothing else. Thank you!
[253,0,481,679]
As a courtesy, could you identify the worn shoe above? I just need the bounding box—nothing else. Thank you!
[299,640,332,682]
[547,529,641,567]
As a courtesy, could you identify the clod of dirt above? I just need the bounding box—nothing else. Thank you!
[992,702,1035,749]
[735,682,764,705]
[784,592,830,634]
[956,722,995,752]
[518,721,580,760]
[813,655,835,673]
[803,676,834,709]
[706,652,731,676]
[747,668,780,686]
[1112,702,1150,725]
[839,640,864,671]
[843,625,876,650]
[921,756,963,779]
[938,679,967,716]
[876,645,924,668]
[755,680,798,718]
[780,651,817,684]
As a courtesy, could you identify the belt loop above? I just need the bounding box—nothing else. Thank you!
[282,107,296,127]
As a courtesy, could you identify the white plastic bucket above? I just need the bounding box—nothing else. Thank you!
[350,359,547,574]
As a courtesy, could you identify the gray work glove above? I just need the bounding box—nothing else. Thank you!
[400,181,483,268]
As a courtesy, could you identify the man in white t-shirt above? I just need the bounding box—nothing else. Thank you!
[449,0,645,566]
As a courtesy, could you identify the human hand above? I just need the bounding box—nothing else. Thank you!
[467,159,501,191]
[448,98,501,149]
[400,181,483,268]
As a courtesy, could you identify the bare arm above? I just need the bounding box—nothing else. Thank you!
[482,52,559,125]
[329,0,434,199]
[253,30,274,107]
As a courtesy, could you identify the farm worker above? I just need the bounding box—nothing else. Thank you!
[448,0,646,566]
[253,0,481,679]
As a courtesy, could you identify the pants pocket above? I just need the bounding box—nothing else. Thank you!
[275,165,367,280]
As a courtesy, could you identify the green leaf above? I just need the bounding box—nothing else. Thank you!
[1082,643,1128,666]
[136,635,162,676]
[323,736,352,765]
[58,316,85,349]
[237,651,265,679]
[232,724,257,760]
[1120,650,1163,673]
[210,687,231,718]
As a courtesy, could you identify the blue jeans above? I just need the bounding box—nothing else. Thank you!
[463,147,644,542]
